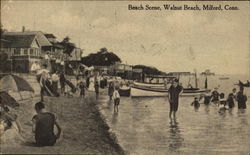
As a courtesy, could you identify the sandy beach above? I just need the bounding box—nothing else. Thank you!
[1,91,125,155]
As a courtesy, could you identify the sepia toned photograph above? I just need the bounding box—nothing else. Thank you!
[0,0,249,155]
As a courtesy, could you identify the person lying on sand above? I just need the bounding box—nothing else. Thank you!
[32,102,61,146]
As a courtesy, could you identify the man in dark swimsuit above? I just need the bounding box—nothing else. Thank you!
[168,79,183,120]
[32,102,61,146]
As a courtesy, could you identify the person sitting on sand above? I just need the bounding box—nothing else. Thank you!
[191,97,200,109]
[218,93,228,113]
[210,87,220,105]
[113,86,120,112]
[32,102,61,146]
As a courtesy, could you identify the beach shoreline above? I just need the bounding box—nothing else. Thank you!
[1,91,125,155]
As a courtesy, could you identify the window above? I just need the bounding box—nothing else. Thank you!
[14,48,21,55]
[23,49,28,55]
[30,49,34,55]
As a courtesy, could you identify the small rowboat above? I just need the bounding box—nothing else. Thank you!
[118,86,131,97]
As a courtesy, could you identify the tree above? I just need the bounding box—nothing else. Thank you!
[81,48,121,66]
[59,36,76,56]
[133,65,166,75]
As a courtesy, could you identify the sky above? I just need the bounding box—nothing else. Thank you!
[1,1,250,75]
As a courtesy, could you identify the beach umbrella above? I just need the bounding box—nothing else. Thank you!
[0,74,34,93]
[0,91,19,108]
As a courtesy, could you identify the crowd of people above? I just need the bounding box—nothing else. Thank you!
[168,78,248,120]
[191,86,247,113]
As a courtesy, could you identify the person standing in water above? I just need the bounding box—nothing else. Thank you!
[236,86,247,109]
[168,79,183,120]
[94,76,100,98]
[32,102,61,146]
[210,87,220,105]
[108,81,115,100]
[113,86,120,113]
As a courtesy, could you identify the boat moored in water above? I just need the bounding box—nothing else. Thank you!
[131,84,210,97]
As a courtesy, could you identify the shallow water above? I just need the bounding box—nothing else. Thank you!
[98,75,250,155]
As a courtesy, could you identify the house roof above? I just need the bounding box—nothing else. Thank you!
[44,33,56,39]
[53,42,64,49]
[2,35,37,48]
[4,31,52,47]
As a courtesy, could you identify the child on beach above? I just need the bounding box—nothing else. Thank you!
[191,97,200,109]
[218,93,228,113]
[113,86,120,112]
[78,80,87,99]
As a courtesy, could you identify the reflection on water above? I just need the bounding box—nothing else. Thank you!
[112,112,118,125]
[97,75,250,155]
[168,119,184,152]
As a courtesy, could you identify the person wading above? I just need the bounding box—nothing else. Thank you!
[168,79,183,120]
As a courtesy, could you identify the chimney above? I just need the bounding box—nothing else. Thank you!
[22,26,25,32]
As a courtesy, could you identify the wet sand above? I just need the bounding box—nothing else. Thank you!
[1,91,125,155]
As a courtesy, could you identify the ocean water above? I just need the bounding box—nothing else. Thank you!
[98,74,250,155]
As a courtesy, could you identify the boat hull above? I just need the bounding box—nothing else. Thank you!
[131,86,210,97]
[119,88,131,97]
[133,81,165,88]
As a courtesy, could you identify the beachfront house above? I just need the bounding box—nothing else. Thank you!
[1,34,42,73]
[1,28,53,73]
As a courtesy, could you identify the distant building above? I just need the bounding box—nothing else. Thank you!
[167,72,192,76]
[69,48,83,61]
[94,65,109,75]
[4,30,52,55]
[1,34,42,73]
[132,67,143,81]
[200,69,215,76]
[109,62,133,79]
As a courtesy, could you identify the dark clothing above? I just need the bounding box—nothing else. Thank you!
[94,82,99,94]
[236,92,247,109]
[211,91,219,102]
[191,101,200,108]
[220,100,227,106]
[59,74,66,94]
[108,84,114,97]
[79,82,85,96]
[32,112,57,146]
[51,81,59,97]
[227,94,235,108]
[170,101,178,111]
[86,77,90,88]
[114,98,120,105]
[40,87,45,101]
[168,85,183,112]
[204,96,211,105]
